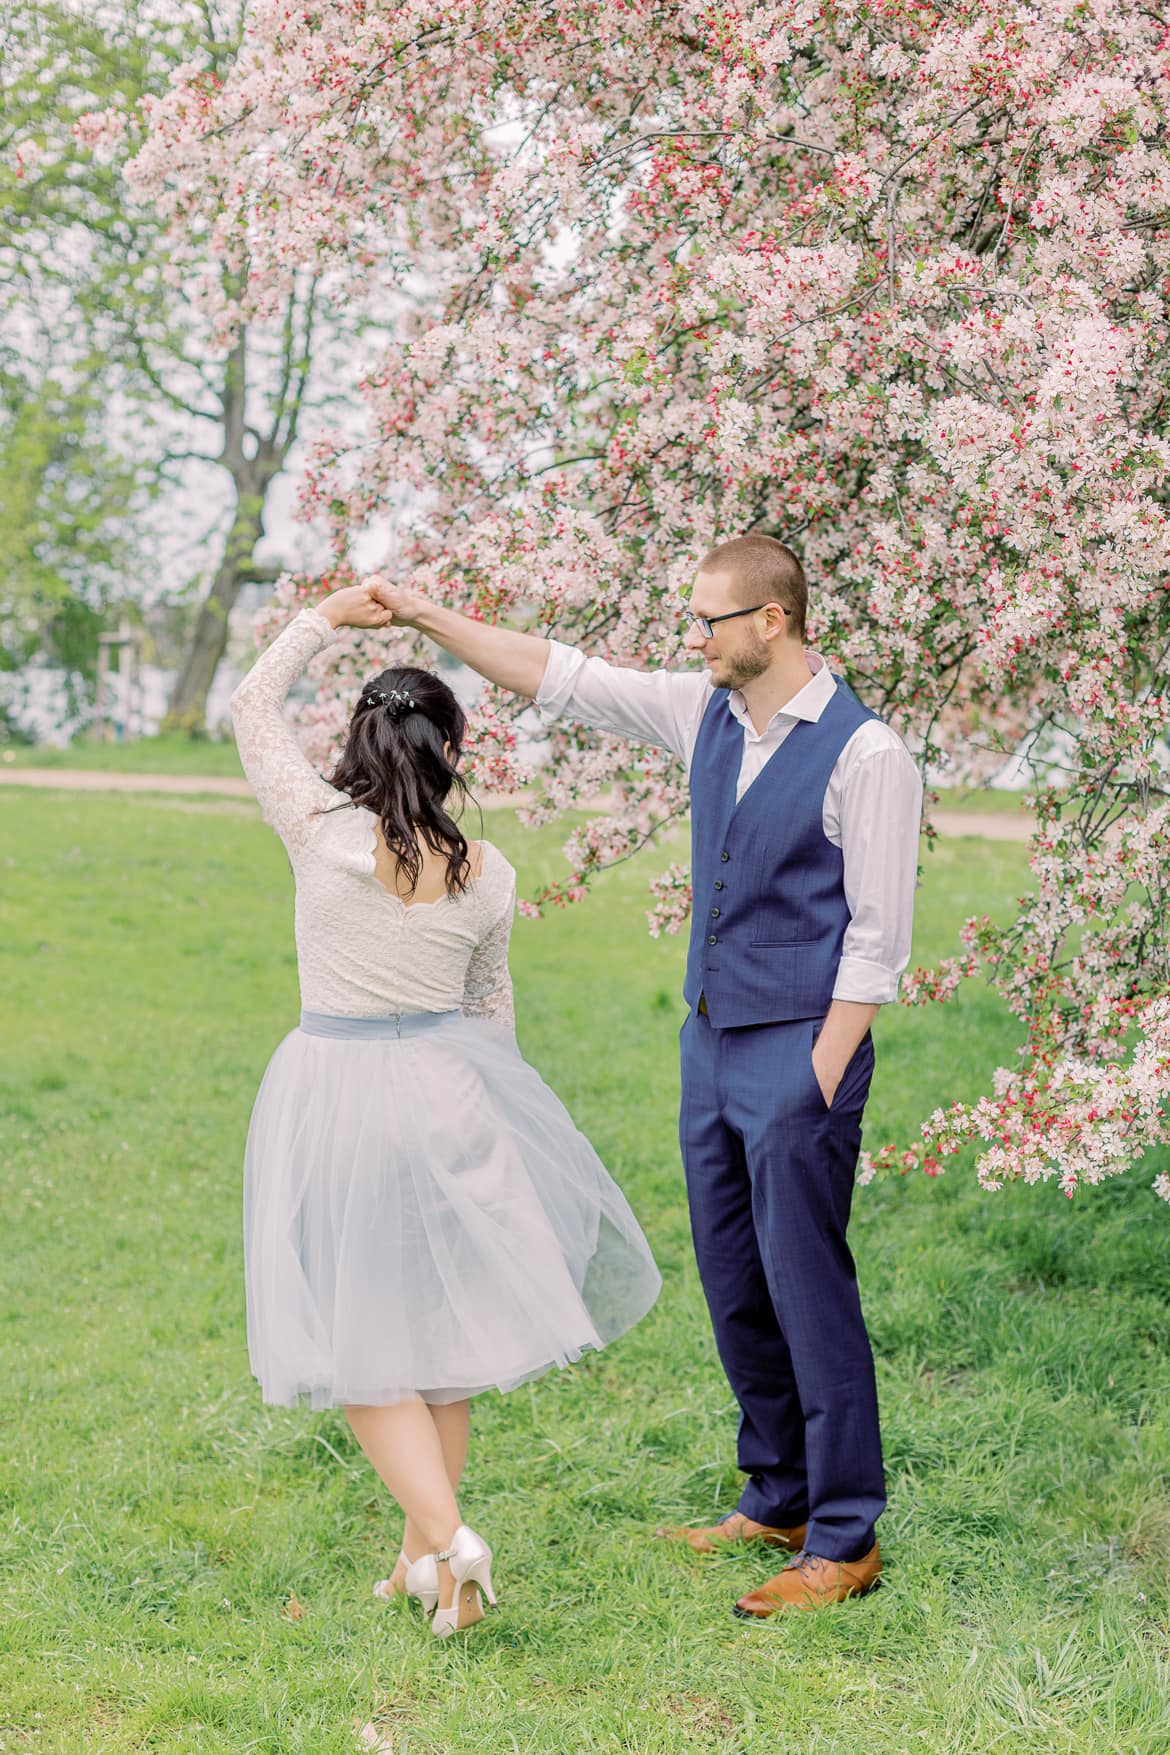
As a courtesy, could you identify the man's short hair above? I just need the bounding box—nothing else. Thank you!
[699,535,807,639]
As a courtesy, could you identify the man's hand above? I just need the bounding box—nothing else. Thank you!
[365,573,430,628]
[317,584,396,631]
[810,1000,879,1110]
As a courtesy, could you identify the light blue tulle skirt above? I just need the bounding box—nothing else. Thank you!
[242,1010,662,1409]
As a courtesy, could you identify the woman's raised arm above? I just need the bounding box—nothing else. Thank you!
[230,587,393,850]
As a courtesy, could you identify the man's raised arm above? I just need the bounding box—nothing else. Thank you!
[367,573,706,761]
[367,575,550,700]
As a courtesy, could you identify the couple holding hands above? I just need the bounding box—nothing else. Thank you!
[230,534,921,1636]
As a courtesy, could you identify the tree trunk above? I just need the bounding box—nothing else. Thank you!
[163,480,269,732]
[164,323,286,734]
[164,285,316,732]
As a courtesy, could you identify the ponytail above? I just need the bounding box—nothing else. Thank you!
[326,666,476,897]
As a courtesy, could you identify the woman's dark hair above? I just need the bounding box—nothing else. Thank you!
[326,666,478,898]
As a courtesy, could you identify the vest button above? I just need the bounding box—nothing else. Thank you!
[710,908,720,919]
[720,851,730,862]
[707,934,718,945]
[714,880,724,890]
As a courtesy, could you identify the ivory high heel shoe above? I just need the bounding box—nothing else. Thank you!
[430,1525,497,1638]
[373,1550,439,1616]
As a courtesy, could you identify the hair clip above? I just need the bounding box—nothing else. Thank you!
[361,685,417,717]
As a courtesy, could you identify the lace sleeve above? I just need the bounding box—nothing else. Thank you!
[230,607,341,851]
[461,868,516,1038]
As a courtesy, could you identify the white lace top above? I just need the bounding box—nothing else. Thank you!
[230,606,517,1034]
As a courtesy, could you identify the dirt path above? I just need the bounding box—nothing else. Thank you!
[0,768,257,798]
[0,766,1035,840]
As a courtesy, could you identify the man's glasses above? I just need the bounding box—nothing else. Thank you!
[685,602,788,640]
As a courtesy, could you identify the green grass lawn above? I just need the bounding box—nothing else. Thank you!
[1,790,1168,1754]
[2,734,245,777]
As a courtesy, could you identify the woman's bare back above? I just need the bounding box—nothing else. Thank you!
[370,828,486,908]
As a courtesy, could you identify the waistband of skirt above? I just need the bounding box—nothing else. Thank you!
[298,1009,462,1040]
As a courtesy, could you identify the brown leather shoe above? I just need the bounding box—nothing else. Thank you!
[655,1511,808,1555]
[733,1544,882,1616]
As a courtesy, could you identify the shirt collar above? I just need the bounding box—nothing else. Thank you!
[726,651,835,737]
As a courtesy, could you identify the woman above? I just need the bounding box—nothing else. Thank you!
[230,583,661,1637]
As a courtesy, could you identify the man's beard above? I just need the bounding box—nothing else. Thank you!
[712,634,771,690]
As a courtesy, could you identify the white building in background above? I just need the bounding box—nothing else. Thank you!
[20,574,1163,791]
[6,582,264,746]
[6,580,555,771]
[3,607,1042,790]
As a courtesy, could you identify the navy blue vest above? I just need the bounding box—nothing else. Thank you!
[683,679,877,1027]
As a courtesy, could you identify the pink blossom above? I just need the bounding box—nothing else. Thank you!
[73,108,128,156]
[133,0,1170,1198]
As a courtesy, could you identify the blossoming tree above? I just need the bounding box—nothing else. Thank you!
[125,0,1170,1198]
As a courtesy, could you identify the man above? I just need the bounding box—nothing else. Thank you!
[369,534,921,1616]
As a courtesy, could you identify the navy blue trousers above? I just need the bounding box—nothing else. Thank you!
[679,1009,885,1562]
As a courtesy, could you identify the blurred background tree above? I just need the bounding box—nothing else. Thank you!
[1,0,352,736]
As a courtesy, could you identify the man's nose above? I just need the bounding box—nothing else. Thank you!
[683,624,706,652]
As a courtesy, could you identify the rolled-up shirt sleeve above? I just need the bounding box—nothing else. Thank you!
[831,736,923,1005]
[535,639,708,764]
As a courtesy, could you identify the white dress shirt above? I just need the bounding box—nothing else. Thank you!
[535,641,922,1005]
